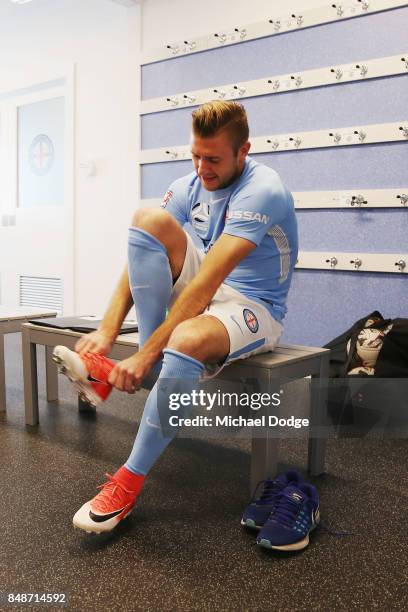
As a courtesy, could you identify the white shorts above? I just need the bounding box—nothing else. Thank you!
[169,232,283,377]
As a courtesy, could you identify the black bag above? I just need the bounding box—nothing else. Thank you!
[324,311,408,436]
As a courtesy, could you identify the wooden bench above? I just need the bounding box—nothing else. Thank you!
[21,321,330,490]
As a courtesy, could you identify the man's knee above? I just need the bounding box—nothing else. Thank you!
[166,320,204,359]
[131,207,186,278]
[166,317,230,362]
[131,207,174,236]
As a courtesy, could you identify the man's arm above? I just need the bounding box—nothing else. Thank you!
[109,233,256,390]
[75,265,133,355]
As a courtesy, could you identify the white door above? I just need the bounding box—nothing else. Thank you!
[0,70,74,313]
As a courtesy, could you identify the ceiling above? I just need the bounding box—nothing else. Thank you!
[0,0,55,19]
[0,0,140,20]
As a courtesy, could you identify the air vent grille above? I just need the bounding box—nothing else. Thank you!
[20,275,63,313]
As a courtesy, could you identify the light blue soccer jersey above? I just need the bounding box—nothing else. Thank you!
[161,157,298,322]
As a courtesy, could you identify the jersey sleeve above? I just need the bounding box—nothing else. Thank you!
[160,178,189,226]
[223,185,289,246]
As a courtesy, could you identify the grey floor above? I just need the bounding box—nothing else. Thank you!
[1,333,407,612]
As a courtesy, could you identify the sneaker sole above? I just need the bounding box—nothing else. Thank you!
[257,521,318,551]
[52,347,102,408]
[258,534,310,551]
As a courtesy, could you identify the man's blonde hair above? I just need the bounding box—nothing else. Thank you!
[192,100,249,153]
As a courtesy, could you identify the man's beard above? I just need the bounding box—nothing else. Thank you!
[215,163,242,189]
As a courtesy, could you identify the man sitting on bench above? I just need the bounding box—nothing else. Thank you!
[55,100,298,533]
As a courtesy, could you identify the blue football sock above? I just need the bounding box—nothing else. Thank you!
[125,349,204,476]
[128,227,173,374]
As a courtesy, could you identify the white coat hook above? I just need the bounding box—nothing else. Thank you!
[183,94,196,103]
[289,137,302,148]
[401,57,408,71]
[397,193,408,206]
[326,257,338,268]
[290,75,303,87]
[331,4,344,17]
[354,130,367,143]
[394,259,406,272]
[183,40,196,51]
[213,88,226,99]
[350,257,362,269]
[399,126,408,139]
[234,27,247,40]
[350,194,368,207]
[359,0,370,11]
[329,132,342,144]
[356,64,368,77]
[268,19,282,32]
[165,150,178,160]
[233,85,246,96]
[266,139,280,150]
[214,32,227,44]
[292,14,304,26]
[331,67,343,80]
[268,78,280,91]
[166,96,179,106]
[166,44,180,55]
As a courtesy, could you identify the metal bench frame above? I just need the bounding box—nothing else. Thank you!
[21,322,329,490]
[0,309,56,413]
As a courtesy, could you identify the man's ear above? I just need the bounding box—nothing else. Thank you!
[239,141,251,158]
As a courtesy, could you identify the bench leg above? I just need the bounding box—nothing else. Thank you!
[0,333,6,412]
[22,326,39,426]
[45,346,58,402]
[250,375,280,492]
[251,434,279,493]
[308,355,329,476]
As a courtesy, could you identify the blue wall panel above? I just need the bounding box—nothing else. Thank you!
[141,143,407,197]
[141,76,408,148]
[142,8,407,99]
[283,271,408,346]
[140,7,408,346]
[255,144,407,191]
[296,209,408,252]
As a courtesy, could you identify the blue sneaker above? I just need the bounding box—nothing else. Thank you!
[241,470,304,530]
[256,483,320,551]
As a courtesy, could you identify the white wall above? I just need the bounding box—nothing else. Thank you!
[141,0,329,49]
[0,0,331,315]
[0,0,141,315]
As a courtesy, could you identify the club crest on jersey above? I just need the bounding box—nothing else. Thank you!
[161,190,173,208]
[243,309,259,333]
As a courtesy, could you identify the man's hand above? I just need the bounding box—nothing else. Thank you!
[75,329,115,356]
[108,352,153,393]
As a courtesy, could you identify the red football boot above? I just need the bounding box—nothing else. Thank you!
[73,467,145,533]
[52,345,115,407]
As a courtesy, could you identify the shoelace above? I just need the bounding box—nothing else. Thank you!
[85,352,110,366]
[93,474,136,513]
[268,497,352,536]
[317,521,352,536]
[84,353,113,385]
[269,495,301,528]
[251,479,285,506]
